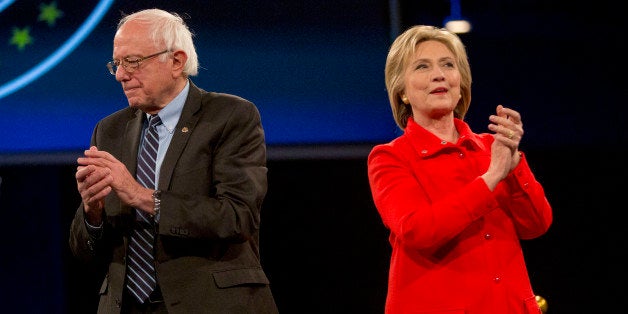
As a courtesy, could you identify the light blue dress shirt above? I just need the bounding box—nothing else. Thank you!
[144,80,189,184]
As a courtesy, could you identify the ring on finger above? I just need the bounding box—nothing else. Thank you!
[507,130,514,139]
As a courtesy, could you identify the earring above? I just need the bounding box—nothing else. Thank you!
[401,95,409,104]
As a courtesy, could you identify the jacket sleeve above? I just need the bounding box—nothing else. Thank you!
[68,122,110,264]
[157,96,268,244]
[496,151,553,239]
[367,142,499,251]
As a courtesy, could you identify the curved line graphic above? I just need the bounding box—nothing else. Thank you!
[0,0,15,12]
[0,0,115,100]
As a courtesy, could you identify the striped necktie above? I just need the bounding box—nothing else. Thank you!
[126,114,161,303]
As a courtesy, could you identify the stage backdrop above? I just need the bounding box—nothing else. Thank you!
[0,0,396,157]
[1,0,624,162]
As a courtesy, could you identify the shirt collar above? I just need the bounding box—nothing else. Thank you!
[404,117,486,157]
[147,80,189,134]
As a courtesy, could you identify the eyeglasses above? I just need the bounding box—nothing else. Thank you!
[106,50,170,75]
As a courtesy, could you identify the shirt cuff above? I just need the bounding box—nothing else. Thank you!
[84,219,103,239]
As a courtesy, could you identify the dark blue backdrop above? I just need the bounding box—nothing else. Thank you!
[1,1,627,313]
[2,0,625,160]
[0,0,396,156]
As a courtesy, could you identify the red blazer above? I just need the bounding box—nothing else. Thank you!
[368,118,552,314]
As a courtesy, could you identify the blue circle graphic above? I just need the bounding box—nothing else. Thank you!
[0,0,114,99]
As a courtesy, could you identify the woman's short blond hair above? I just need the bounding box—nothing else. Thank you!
[385,25,472,130]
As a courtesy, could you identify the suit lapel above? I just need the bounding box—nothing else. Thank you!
[123,109,144,177]
[106,109,143,225]
[158,83,203,189]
